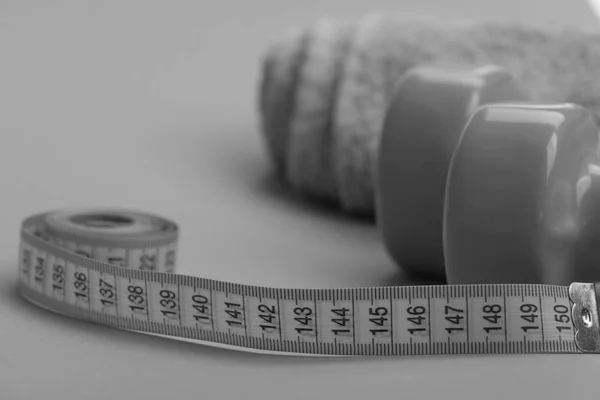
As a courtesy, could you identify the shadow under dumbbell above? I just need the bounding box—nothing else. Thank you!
[255,170,375,225]
[381,267,447,287]
[255,170,449,288]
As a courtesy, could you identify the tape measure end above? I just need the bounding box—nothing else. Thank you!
[569,282,600,353]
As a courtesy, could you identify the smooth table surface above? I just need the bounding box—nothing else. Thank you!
[1,1,599,399]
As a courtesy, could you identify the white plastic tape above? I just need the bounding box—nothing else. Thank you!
[16,208,600,356]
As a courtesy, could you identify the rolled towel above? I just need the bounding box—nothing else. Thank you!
[257,14,600,217]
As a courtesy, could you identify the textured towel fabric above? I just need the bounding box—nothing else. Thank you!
[257,14,600,217]
[259,26,308,179]
[286,19,356,201]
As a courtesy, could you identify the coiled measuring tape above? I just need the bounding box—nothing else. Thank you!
[16,208,600,356]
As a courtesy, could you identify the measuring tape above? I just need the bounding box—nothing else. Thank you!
[16,208,600,356]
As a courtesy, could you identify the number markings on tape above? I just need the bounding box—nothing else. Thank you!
[15,211,590,356]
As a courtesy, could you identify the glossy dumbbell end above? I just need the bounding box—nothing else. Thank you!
[376,64,528,278]
[444,103,600,285]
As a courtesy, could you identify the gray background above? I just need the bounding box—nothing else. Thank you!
[1,1,599,399]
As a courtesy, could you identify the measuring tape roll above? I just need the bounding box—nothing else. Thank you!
[16,208,600,356]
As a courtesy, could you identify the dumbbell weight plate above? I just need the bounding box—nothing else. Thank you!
[376,64,528,279]
[444,103,600,285]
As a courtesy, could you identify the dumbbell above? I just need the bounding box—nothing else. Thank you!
[377,66,600,286]
[257,15,600,216]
